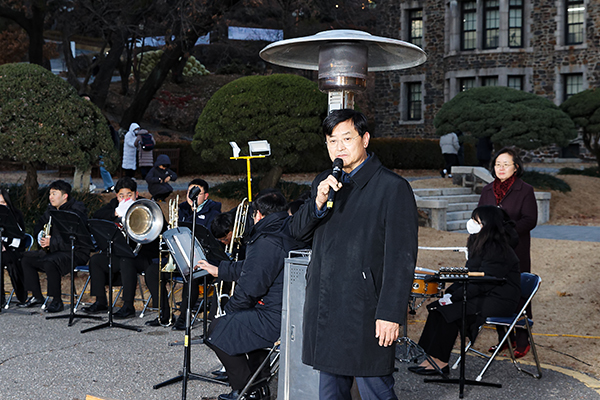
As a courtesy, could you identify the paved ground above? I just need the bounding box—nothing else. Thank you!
[1,307,599,400]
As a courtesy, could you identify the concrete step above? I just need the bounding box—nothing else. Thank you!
[413,187,473,197]
[447,210,473,221]
[420,194,481,204]
[447,219,469,231]
[447,202,478,212]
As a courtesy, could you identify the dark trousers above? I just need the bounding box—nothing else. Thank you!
[205,320,270,391]
[2,250,26,303]
[88,252,166,312]
[443,153,459,174]
[22,250,89,299]
[123,168,136,178]
[318,371,397,400]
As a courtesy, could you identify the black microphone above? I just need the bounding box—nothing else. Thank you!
[188,186,201,203]
[326,158,344,209]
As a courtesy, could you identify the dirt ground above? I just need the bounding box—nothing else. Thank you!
[3,169,600,381]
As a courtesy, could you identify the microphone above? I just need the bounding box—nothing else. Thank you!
[326,158,344,209]
[188,186,201,203]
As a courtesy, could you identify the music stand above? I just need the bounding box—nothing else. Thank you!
[0,205,24,314]
[81,219,141,333]
[153,205,227,398]
[45,210,102,326]
[423,275,504,398]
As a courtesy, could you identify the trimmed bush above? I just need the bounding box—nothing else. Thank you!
[558,166,600,178]
[522,171,571,193]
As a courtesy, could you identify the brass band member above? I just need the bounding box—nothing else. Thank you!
[82,177,168,320]
[1,188,27,307]
[20,180,90,313]
[289,109,418,400]
[197,191,305,400]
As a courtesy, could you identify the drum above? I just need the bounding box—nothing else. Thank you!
[411,267,441,298]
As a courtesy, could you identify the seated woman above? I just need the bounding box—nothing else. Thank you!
[409,205,521,375]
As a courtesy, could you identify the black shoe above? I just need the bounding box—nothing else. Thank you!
[249,384,269,400]
[82,302,108,314]
[218,390,242,400]
[19,296,45,308]
[211,370,229,383]
[45,298,64,313]
[410,365,450,376]
[145,317,170,326]
[171,315,186,331]
[113,306,136,319]
[101,186,115,194]
[212,367,226,376]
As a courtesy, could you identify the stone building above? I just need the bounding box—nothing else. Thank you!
[373,0,599,157]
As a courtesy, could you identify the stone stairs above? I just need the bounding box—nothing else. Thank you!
[413,187,479,231]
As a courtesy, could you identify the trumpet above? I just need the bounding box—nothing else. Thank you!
[158,195,179,326]
[41,216,52,251]
[216,198,248,317]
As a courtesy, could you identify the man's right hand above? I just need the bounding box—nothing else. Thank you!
[315,175,342,210]
[39,236,50,249]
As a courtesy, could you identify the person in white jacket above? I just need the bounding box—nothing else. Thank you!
[439,132,460,178]
[122,123,140,177]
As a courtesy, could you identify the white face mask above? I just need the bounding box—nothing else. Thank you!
[466,218,482,235]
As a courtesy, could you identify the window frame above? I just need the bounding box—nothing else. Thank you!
[406,82,423,121]
[409,8,424,48]
[483,0,500,49]
[461,1,478,51]
[508,0,524,48]
[565,0,585,45]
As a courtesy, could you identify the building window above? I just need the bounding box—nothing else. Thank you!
[407,82,422,120]
[484,0,500,49]
[461,1,477,50]
[507,75,524,90]
[409,9,423,48]
[460,78,476,92]
[564,74,583,100]
[566,0,585,45]
[482,76,498,86]
[508,0,524,47]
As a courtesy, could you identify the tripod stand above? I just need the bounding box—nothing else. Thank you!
[153,197,226,399]
[46,210,102,326]
[81,219,141,333]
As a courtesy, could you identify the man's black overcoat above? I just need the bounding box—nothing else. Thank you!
[206,211,305,356]
[289,154,418,377]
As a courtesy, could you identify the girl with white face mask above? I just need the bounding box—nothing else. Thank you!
[408,206,521,376]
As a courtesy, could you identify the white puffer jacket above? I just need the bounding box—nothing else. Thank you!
[122,123,140,170]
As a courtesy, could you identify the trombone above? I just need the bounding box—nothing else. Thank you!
[157,195,179,327]
[216,197,248,317]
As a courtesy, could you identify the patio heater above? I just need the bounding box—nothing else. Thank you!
[259,29,427,112]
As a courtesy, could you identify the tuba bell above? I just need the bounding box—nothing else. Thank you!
[122,199,164,254]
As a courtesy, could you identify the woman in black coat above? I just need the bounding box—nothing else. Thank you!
[0,188,27,306]
[409,206,521,376]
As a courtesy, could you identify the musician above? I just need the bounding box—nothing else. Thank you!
[20,180,90,313]
[179,178,221,229]
[82,177,168,320]
[1,188,27,307]
[197,191,305,400]
[409,206,521,375]
[289,109,418,400]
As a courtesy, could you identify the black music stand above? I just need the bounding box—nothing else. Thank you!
[0,205,25,314]
[153,201,227,398]
[423,275,504,398]
[81,219,141,333]
[45,210,102,326]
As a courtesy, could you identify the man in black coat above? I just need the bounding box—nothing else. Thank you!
[82,177,168,321]
[178,178,222,229]
[20,180,90,313]
[289,109,419,399]
[197,190,305,400]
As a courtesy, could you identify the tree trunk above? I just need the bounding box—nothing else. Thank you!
[28,2,46,67]
[91,32,126,109]
[61,31,81,91]
[119,44,187,128]
[73,167,92,193]
[24,162,39,205]
[259,165,284,192]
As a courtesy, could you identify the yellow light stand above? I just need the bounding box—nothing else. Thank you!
[229,155,266,202]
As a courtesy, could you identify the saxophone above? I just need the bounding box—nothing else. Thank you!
[41,216,52,252]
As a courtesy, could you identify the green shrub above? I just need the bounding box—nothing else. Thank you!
[558,166,600,178]
[522,171,571,193]
[211,178,310,202]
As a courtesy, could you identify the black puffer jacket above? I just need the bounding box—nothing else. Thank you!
[206,211,305,355]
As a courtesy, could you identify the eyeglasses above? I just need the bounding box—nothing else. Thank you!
[494,163,515,169]
[325,135,361,147]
